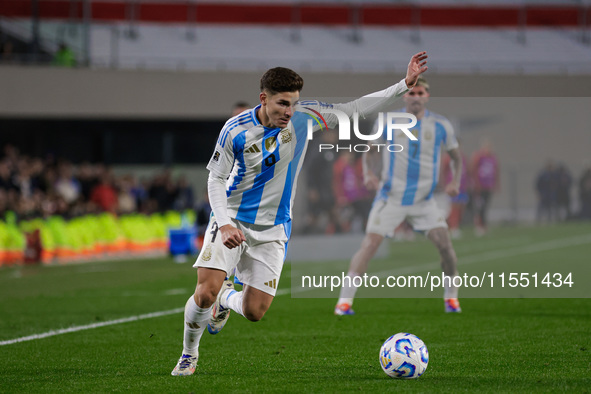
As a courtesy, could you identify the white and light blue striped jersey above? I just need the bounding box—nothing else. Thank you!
[207,102,331,226]
[375,109,458,206]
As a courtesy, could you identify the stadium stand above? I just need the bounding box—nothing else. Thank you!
[1,0,590,73]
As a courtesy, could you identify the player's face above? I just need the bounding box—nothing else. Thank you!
[404,86,430,115]
[260,91,300,128]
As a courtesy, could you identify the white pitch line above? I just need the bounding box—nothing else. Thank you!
[3,233,589,346]
[0,307,183,346]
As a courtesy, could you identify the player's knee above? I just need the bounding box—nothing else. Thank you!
[243,305,266,322]
[244,311,264,322]
[194,287,216,308]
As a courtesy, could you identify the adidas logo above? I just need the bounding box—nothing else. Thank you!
[245,144,261,154]
[264,279,277,289]
[185,322,201,329]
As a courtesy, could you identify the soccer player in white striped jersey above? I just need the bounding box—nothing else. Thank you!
[335,77,463,316]
[172,52,429,376]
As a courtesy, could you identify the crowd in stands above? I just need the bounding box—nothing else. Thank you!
[0,144,195,223]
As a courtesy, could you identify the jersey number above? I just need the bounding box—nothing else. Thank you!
[264,153,278,167]
[210,221,219,242]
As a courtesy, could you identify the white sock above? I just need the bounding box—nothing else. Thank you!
[221,289,245,317]
[444,275,460,299]
[337,271,361,305]
[183,295,211,355]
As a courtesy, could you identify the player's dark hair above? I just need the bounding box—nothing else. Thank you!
[260,67,304,95]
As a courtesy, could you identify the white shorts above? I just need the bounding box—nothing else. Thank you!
[366,198,448,237]
[194,215,290,296]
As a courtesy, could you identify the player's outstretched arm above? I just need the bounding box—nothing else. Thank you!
[302,51,428,132]
[404,51,429,89]
[327,51,428,125]
[445,148,462,197]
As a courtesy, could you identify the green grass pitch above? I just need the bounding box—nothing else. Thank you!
[1,223,590,392]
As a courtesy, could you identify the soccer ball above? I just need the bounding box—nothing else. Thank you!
[379,332,429,379]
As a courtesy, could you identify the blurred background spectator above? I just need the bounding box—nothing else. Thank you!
[440,147,470,239]
[470,139,499,236]
[536,160,558,223]
[556,163,573,221]
[579,167,591,220]
[52,42,76,67]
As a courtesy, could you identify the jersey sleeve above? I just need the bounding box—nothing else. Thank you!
[296,78,409,133]
[206,124,236,179]
[440,118,459,151]
[332,78,409,123]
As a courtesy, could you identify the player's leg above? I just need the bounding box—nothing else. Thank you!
[218,278,274,321]
[189,267,227,343]
[410,200,461,313]
[426,227,461,312]
[172,267,226,376]
[219,280,275,321]
[218,220,287,321]
[221,264,282,321]
[473,192,484,235]
[172,215,240,376]
[426,227,458,279]
[204,269,236,335]
[479,190,491,232]
[335,232,384,315]
[335,199,403,315]
[242,285,274,321]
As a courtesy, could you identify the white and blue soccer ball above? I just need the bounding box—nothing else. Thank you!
[379,332,429,379]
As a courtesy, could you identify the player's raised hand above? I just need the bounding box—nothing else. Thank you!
[220,224,246,249]
[404,51,428,89]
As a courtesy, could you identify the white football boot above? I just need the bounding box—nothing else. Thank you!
[207,278,234,334]
[171,353,198,376]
